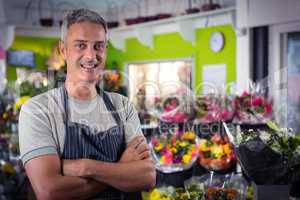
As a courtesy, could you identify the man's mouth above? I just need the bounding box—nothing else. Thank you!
[80,63,98,69]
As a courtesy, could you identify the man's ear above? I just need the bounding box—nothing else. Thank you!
[59,40,67,60]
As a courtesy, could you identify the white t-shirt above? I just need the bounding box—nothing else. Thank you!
[19,86,143,164]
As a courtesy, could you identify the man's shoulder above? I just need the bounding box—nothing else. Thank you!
[105,91,128,105]
[21,87,63,113]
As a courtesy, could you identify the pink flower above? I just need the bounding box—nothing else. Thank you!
[170,99,178,107]
[151,137,158,146]
[203,113,215,123]
[191,150,199,158]
[242,91,250,97]
[220,109,232,120]
[154,96,161,103]
[173,112,188,122]
[252,97,263,107]
[264,103,273,115]
[164,106,173,112]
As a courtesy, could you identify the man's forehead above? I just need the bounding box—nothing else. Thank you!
[69,21,105,29]
[72,39,106,43]
[66,23,106,41]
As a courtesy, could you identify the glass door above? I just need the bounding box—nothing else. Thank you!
[286,32,300,133]
[269,22,300,132]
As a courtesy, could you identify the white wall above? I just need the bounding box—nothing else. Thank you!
[237,0,300,28]
[236,29,251,93]
[235,0,300,93]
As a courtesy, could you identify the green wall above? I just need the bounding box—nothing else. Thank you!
[106,24,236,94]
[7,36,59,81]
[8,24,236,91]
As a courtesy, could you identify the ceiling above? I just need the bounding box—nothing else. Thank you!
[2,0,235,27]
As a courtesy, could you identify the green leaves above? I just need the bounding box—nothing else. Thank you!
[266,120,281,132]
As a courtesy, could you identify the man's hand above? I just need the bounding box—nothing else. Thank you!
[63,135,151,177]
[119,135,151,162]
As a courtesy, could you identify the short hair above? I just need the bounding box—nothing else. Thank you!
[60,9,108,42]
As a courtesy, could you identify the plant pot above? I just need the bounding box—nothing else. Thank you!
[156,13,172,20]
[201,3,221,11]
[125,18,138,25]
[146,15,158,22]
[186,8,200,14]
[107,21,119,29]
[39,18,53,27]
[136,16,148,24]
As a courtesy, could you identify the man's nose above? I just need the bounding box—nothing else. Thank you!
[85,46,97,59]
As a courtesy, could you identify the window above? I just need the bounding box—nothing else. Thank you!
[126,59,193,123]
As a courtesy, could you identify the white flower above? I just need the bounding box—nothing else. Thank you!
[259,130,271,143]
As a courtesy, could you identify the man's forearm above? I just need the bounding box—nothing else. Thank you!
[83,159,156,192]
[31,173,107,200]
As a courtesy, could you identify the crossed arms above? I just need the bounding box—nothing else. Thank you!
[25,135,156,200]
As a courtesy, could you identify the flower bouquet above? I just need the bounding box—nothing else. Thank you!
[224,120,300,185]
[149,184,204,200]
[194,95,234,124]
[184,173,248,200]
[149,174,247,200]
[151,88,194,124]
[150,131,199,173]
[160,96,188,123]
[233,91,272,124]
[198,133,236,171]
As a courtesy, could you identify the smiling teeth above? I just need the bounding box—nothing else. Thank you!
[81,64,96,69]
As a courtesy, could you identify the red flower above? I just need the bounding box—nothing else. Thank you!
[170,99,178,107]
[252,97,263,107]
[241,91,250,97]
[264,103,273,115]
[220,109,232,121]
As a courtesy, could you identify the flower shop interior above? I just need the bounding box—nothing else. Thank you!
[1,0,300,199]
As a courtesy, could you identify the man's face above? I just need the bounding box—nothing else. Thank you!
[60,22,107,83]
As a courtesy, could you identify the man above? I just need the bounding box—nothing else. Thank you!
[19,9,156,200]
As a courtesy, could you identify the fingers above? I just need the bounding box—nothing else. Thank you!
[122,135,152,162]
[127,135,142,147]
[139,150,151,160]
[136,143,151,160]
[136,143,150,154]
[128,135,146,149]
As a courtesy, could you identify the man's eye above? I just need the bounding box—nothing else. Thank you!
[76,43,86,49]
[94,43,105,51]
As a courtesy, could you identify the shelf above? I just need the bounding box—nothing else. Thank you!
[109,7,236,51]
[15,25,60,38]
[13,7,235,51]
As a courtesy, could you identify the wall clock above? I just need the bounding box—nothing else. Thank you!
[209,31,225,53]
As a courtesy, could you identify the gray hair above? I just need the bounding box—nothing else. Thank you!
[60,9,108,42]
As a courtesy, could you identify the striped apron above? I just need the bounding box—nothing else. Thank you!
[60,86,142,200]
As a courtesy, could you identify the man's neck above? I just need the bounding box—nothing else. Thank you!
[64,80,97,100]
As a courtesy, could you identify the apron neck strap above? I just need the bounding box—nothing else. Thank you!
[63,85,123,126]
[95,85,123,126]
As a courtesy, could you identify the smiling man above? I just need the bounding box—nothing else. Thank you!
[19,9,156,200]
